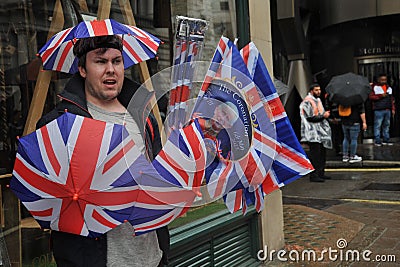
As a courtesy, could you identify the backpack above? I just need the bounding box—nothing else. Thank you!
[338,105,351,116]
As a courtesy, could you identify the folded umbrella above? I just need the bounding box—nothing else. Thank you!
[326,72,371,106]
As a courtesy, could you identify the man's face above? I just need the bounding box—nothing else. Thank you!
[378,76,387,85]
[78,48,124,102]
[311,86,321,98]
[212,103,237,130]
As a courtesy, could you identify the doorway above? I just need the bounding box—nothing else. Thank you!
[357,57,400,139]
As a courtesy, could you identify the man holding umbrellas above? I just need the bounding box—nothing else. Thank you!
[36,35,168,267]
[369,73,395,146]
[300,83,332,183]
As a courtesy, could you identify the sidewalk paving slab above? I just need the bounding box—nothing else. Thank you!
[261,142,400,266]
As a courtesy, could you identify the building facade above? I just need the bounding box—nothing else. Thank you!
[271,0,400,140]
[3,0,399,265]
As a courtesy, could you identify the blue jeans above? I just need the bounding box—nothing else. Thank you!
[374,109,391,143]
[342,123,360,157]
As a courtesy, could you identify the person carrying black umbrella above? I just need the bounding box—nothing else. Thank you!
[339,103,367,163]
[299,83,332,182]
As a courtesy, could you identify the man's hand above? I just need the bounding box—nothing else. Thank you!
[323,111,330,118]
[362,122,367,131]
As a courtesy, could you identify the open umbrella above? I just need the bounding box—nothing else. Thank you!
[326,72,371,106]
[11,112,202,237]
[38,18,161,74]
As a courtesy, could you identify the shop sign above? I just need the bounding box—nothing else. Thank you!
[356,45,400,56]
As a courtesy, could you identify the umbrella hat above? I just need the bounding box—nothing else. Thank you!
[38,19,161,74]
[326,72,371,106]
[10,112,199,237]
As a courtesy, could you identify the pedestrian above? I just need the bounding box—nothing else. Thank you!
[339,103,367,163]
[37,35,169,267]
[300,83,332,183]
[369,73,395,146]
[325,93,343,156]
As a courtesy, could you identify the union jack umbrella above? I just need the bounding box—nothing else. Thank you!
[223,41,315,214]
[193,37,278,201]
[133,118,207,234]
[38,18,161,73]
[225,40,314,214]
[194,37,313,214]
[11,112,205,237]
[167,16,208,131]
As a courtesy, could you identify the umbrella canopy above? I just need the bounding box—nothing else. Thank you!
[11,112,200,237]
[38,19,161,74]
[326,72,371,106]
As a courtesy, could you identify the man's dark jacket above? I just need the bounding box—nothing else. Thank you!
[37,73,169,267]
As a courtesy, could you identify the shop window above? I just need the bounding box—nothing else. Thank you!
[220,1,230,11]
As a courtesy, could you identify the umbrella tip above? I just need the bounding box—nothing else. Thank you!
[6,184,9,188]
[16,136,20,140]
[36,53,40,57]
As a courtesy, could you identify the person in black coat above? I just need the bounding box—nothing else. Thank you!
[37,35,169,267]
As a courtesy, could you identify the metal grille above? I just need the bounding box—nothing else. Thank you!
[169,209,260,267]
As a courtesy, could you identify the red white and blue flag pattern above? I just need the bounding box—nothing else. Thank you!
[194,37,278,204]
[38,18,161,74]
[241,42,314,185]
[11,113,206,237]
[136,118,206,234]
[196,37,313,213]
[168,16,207,131]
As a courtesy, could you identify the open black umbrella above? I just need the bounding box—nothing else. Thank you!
[326,72,371,106]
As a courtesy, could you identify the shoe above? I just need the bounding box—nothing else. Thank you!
[322,175,332,180]
[342,155,349,162]
[374,142,382,146]
[310,177,325,183]
[382,142,394,146]
[349,155,362,163]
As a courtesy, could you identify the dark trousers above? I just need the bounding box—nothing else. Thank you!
[308,142,326,178]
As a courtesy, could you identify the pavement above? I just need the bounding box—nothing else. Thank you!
[263,141,400,266]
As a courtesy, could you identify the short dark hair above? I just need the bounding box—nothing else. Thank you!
[309,83,320,91]
[73,35,123,68]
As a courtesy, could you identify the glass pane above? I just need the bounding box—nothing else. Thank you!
[167,1,240,226]
[1,0,242,264]
[0,1,167,265]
